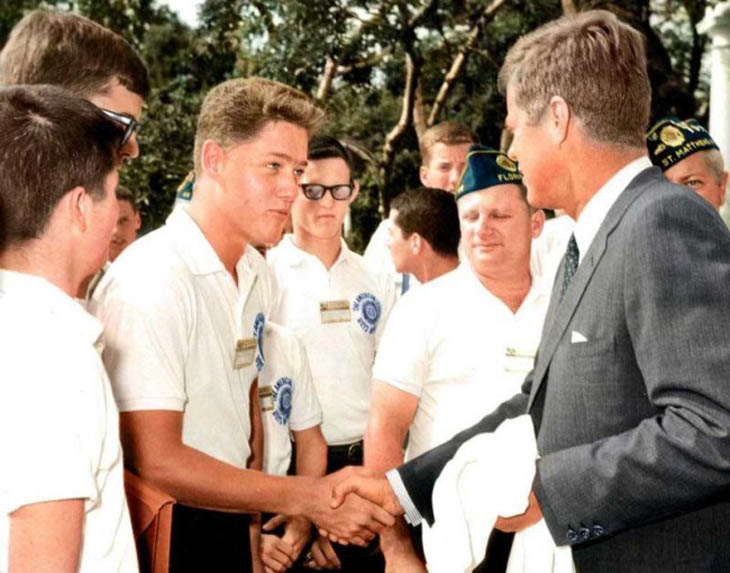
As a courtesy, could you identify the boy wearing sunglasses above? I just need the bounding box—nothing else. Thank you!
[267,136,396,571]
[1,10,149,301]
[0,9,149,164]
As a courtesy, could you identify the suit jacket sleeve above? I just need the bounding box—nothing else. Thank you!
[535,191,730,544]
[396,372,532,525]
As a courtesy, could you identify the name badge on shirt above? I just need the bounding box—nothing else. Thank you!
[258,385,274,412]
[320,300,351,324]
[234,338,257,369]
[504,347,537,373]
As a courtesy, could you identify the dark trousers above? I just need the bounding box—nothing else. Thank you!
[166,505,252,573]
[325,441,384,572]
[474,529,514,572]
[287,440,384,573]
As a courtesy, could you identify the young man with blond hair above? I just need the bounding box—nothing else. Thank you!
[0,85,136,572]
[333,10,730,571]
[417,121,479,191]
[92,78,393,572]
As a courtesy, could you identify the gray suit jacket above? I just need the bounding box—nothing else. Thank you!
[397,167,730,572]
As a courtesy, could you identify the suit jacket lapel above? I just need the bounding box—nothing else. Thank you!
[526,167,662,411]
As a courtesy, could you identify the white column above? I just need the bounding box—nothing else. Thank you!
[698,2,730,225]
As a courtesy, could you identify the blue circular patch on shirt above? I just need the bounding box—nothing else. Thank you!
[253,312,265,371]
[353,292,381,334]
[273,377,293,425]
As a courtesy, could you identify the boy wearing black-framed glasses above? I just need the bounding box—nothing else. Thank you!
[267,136,396,572]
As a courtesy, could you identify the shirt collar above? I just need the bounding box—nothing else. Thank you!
[573,156,652,263]
[460,260,550,308]
[0,269,103,346]
[167,206,228,275]
[276,234,354,269]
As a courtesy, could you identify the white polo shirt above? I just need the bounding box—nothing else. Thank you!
[372,262,551,460]
[92,208,271,469]
[0,271,136,572]
[259,322,322,476]
[267,235,396,445]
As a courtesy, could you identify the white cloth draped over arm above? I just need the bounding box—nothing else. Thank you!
[424,415,574,573]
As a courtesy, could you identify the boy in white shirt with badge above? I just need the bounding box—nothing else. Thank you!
[268,136,396,571]
[92,79,394,572]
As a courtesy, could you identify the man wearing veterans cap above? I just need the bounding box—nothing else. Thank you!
[647,117,728,210]
[330,10,730,572]
[365,145,550,571]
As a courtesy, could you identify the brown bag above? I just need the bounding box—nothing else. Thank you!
[124,470,176,573]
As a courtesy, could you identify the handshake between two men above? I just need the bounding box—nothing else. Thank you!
[310,466,542,544]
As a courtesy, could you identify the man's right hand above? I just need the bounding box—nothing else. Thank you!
[303,468,396,546]
[330,466,404,517]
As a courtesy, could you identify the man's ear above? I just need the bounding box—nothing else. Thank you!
[530,209,546,239]
[68,186,91,233]
[547,96,571,145]
[419,164,429,187]
[201,139,226,180]
[134,211,142,231]
[349,180,360,204]
[410,233,422,255]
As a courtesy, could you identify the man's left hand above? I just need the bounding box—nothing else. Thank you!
[494,490,542,533]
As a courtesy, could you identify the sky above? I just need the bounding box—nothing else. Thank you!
[157,0,202,28]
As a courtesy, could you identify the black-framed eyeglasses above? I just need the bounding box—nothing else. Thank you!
[100,108,140,149]
[300,182,354,201]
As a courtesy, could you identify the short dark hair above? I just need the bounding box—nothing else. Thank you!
[390,187,460,257]
[0,9,150,98]
[0,85,122,251]
[115,184,138,212]
[308,135,353,171]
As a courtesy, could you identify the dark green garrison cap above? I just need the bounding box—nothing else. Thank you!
[455,144,522,200]
[647,117,719,172]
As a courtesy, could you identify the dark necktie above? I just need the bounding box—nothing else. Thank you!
[401,273,411,295]
[560,233,579,301]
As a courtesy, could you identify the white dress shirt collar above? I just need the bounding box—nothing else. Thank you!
[573,156,653,263]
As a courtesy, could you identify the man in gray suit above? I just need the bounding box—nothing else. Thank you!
[330,9,730,571]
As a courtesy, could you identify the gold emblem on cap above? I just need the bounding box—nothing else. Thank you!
[659,125,685,148]
[496,155,517,172]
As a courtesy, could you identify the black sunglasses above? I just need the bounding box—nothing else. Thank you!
[101,108,140,149]
[300,182,355,201]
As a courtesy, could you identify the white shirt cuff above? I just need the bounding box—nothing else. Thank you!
[386,469,422,526]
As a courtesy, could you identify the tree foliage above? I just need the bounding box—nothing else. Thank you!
[0,0,722,248]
